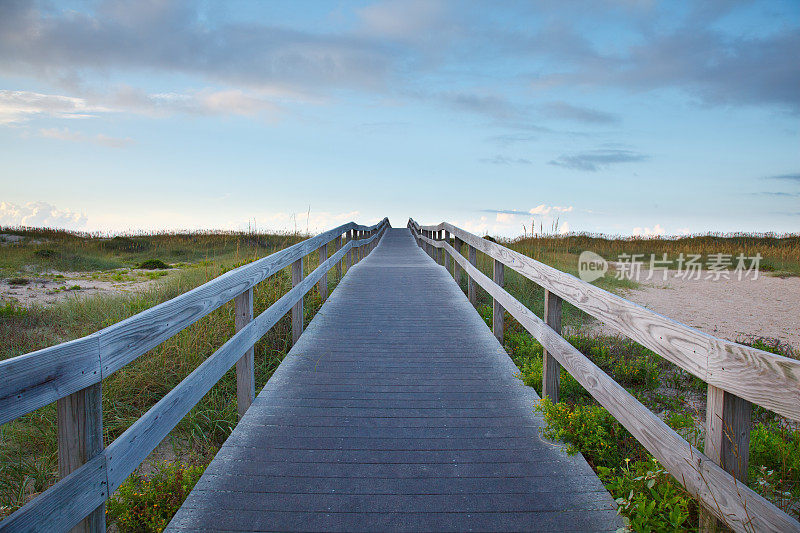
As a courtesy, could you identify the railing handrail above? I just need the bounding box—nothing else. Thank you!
[0,219,390,532]
[408,219,800,533]
[409,219,800,422]
[0,218,389,427]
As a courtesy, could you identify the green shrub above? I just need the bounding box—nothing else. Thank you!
[536,398,643,467]
[536,398,697,531]
[570,336,660,389]
[0,302,27,319]
[107,461,205,532]
[8,277,28,286]
[598,459,693,532]
[138,259,170,270]
[33,249,56,258]
[750,422,800,518]
[506,331,588,401]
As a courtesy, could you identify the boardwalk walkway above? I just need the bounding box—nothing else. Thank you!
[166,228,621,532]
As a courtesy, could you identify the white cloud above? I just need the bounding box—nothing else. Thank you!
[469,205,576,237]
[0,90,110,124]
[39,127,134,148]
[632,224,665,237]
[0,88,282,126]
[457,215,491,236]
[0,201,88,229]
[529,204,573,215]
[115,88,282,118]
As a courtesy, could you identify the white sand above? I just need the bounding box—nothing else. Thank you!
[596,270,800,352]
[1,269,167,307]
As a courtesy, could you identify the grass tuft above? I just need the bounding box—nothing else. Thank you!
[138,259,170,270]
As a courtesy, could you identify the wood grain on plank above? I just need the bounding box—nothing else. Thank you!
[468,245,477,305]
[1,227,387,532]
[493,259,504,343]
[235,288,255,419]
[105,240,356,492]
[425,234,799,533]
[57,382,105,533]
[413,220,800,422]
[0,453,108,533]
[318,243,329,301]
[100,219,385,378]
[543,290,562,403]
[0,334,101,426]
[165,228,621,533]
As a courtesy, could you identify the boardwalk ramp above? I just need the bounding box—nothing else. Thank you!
[166,228,621,532]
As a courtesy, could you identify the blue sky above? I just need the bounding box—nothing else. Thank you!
[0,0,798,236]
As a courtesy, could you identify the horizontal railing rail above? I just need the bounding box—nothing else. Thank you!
[409,218,800,533]
[0,218,389,532]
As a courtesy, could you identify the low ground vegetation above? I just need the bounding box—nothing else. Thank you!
[3,228,799,531]
[505,232,800,277]
[475,303,800,531]
[0,227,344,530]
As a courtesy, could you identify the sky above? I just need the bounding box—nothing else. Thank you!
[0,0,798,237]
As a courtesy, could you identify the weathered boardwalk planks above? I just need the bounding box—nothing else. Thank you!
[166,229,621,532]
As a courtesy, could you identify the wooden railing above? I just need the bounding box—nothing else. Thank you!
[0,218,390,533]
[408,218,800,533]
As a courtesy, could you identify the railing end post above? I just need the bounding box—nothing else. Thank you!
[291,257,304,345]
[542,289,562,403]
[234,287,255,419]
[57,381,105,533]
[492,259,504,344]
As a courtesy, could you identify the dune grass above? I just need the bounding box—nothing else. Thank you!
[0,228,345,523]
[3,227,798,530]
[503,232,800,277]
[0,226,304,279]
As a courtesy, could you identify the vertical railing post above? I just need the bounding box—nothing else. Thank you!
[291,257,303,345]
[318,242,328,301]
[444,230,451,273]
[57,382,105,533]
[454,237,463,287]
[234,288,254,419]
[468,245,477,305]
[436,230,443,265]
[542,290,562,402]
[346,229,353,269]
[700,388,752,532]
[492,259,504,343]
[336,235,343,278]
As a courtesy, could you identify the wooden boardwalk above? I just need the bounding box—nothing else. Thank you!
[166,229,621,532]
